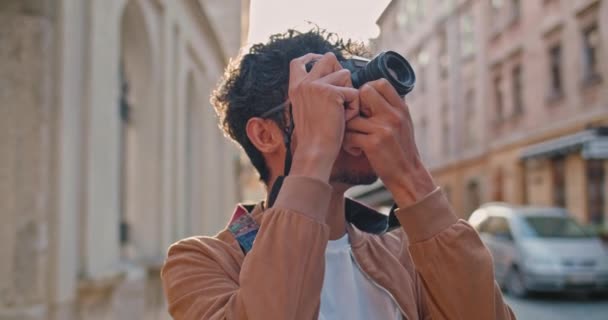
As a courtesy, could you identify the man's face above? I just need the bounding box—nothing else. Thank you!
[282,96,378,187]
[285,106,378,186]
[287,125,377,186]
[328,142,378,186]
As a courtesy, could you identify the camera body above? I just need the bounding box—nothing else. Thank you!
[306,51,416,96]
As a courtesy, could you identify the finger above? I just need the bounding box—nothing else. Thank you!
[317,69,353,87]
[334,86,360,121]
[289,53,324,84]
[359,83,394,118]
[344,102,359,122]
[336,86,359,106]
[307,52,342,80]
[368,79,407,111]
[346,116,380,134]
[343,132,372,150]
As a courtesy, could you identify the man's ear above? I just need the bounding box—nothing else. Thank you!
[245,118,284,154]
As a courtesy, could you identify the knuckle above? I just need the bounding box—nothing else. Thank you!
[309,82,323,91]
[386,116,399,127]
[393,111,406,124]
[340,69,353,83]
[324,52,337,59]
[379,125,392,137]
[289,58,299,68]
[324,52,339,65]
[378,78,391,90]
[360,84,373,96]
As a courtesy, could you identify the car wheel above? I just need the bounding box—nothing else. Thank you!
[506,267,528,298]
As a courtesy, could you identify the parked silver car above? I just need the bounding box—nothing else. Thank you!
[468,203,608,297]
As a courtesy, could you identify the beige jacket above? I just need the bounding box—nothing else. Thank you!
[161,176,516,319]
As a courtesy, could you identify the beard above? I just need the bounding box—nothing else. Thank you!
[330,168,378,186]
[328,149,378,186]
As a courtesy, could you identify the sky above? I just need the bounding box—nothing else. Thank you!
[247,0,393,45]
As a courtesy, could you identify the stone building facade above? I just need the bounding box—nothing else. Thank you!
[0,0,248,319]
[352,0,608,230]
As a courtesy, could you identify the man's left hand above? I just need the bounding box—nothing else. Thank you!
[344,79,437,208]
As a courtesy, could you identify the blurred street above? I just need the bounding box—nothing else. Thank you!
[506,294,608,320]
[2,0,607,319]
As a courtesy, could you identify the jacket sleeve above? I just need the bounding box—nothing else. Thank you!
[161,176,332,320]
[395,188,516,320]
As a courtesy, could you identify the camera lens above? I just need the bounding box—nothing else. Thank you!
[351,51,415,96]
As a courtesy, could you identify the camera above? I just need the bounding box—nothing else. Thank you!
[306,51,416,96]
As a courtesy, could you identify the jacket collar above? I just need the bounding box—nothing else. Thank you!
[228,198,401,252]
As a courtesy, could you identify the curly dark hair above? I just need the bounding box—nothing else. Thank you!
[211,28,370,183]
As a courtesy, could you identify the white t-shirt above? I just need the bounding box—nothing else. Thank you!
[319,233,403,320]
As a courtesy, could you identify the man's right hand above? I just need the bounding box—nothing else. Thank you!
[287,52,359,183]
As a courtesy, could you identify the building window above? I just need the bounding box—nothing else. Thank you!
[439,32,448,79]
[460,11,475,58]
[510,0,521,22]
[552,156,566,207]
[491,0,503,28]
[512,64,524,115]
[397,9,408,28]
[418,117,428,158]
[464,89,476,147]
[582,23,601,83]
[416,0,425,21]
[403,0,423,30]
[587,160,605,225]
[417,50,429,93]
[548,44,563,98]
[442,104,450,155]
[494,75,504,121]
[405,0,416,27]
[492,0,503,15]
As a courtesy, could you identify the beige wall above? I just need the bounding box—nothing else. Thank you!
[0,2,54,318]
[0,0,246,319]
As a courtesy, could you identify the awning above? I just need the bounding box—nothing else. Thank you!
[521,127,608,160]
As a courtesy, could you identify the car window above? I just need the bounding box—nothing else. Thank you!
[484,216,513,239]
[476,217,491,233]
[523,216,591,238]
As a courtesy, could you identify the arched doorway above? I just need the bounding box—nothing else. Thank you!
[119,0,159,259]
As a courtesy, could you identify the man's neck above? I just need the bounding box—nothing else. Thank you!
[326,188,347,240]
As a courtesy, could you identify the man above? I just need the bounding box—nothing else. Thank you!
[161,29,516,320]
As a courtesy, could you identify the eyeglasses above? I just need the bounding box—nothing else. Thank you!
[259,100,290,119]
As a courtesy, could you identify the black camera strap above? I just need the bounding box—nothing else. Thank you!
[266,103,295,208]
